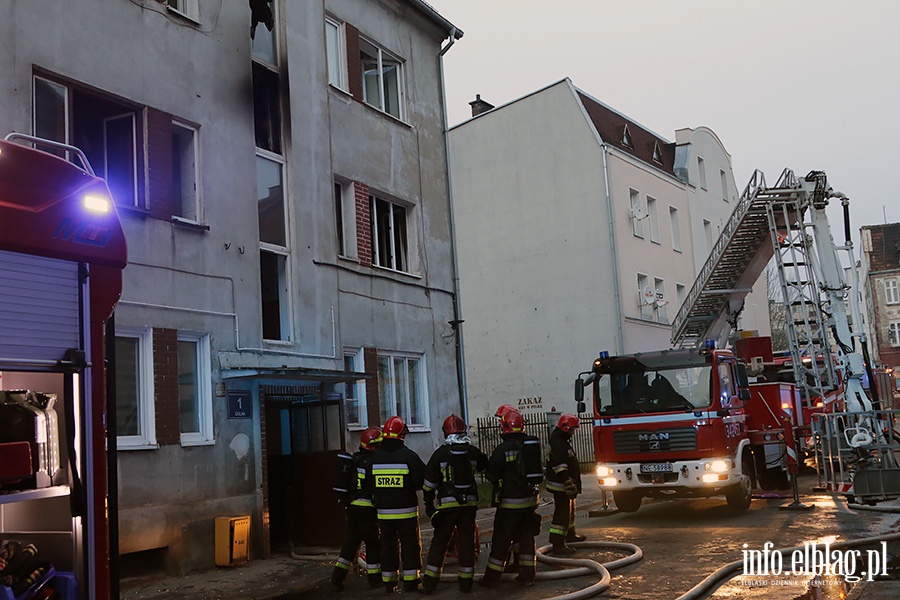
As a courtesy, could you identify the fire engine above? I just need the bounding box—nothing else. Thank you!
[0,134,127,599]
[575,170,899,512]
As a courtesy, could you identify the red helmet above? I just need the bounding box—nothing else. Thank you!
[360,426,383,451]
[494,404,519,419]
[383,415,408,440]
[557,413,579,434]
[500,410,525,434]
[442,414,467,437]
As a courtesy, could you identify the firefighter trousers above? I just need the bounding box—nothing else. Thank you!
[378,516,421,591]
[423,507,477,592]
[331,505,381,586]
[482,507,537,584]
[549,492,576,547]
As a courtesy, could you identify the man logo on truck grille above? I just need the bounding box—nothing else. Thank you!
[639,432,669,451]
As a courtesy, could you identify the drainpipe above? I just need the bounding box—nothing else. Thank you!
[601,144,625,354]
[438,29,469,423]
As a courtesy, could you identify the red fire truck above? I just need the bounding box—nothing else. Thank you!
[575,170,892,512]
[0,134,127,599]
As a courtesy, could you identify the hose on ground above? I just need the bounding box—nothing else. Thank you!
[674,530,900,600]
[355,540,642,599]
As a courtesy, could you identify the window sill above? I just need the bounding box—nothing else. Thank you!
[181,439,216,448]
[172,216,210,232]
[116,442,160,451]
[347,424,368,432]
[372,265,422,280]
[407,426,431,434]
[166,6,201,26]
[338,254,360,264]
[329,83,352,99]
[361,101,411,128]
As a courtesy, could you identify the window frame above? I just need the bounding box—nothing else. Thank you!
[376,350,429,429]
[369,193,411,273]
[885,278,900,305]
[325,16,347,91]
[669,205,682,252]
[647,196,660,244]
[166,0,200,22]
[260,247,292,342]
[115,327,157,450]
[171,120,201,223]
[637,272,652,320]
[654,277,667,323]
[630,188,644,239]
[720,169,729,202]
[889,321,900,347]
[343,347,368,428]
[334,178,358,259]
[359,37,405,120]
[697,156,707,190]
[177,331,214,446]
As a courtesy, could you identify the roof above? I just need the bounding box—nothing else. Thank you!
[406,0,463,39]
[576,91,676,177]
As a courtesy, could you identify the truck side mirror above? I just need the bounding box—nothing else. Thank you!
[574,378,584,403]
[738,388,751,401]
[576,401,586,414]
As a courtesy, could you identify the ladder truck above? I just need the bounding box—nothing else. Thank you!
[574,169,899,512]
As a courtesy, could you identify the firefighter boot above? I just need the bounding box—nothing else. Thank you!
[329,567,347,589]
[566,531,587,543]
[458,578,473,594]
[478,568,502,588]
[368,573,382,588]
[550,543,576,555]
[420,574,438,595]
[403,578,422,593]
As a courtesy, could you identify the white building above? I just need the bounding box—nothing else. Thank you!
[448,79,768,421]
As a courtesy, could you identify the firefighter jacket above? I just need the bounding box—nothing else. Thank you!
[545,427,581,494]
[422,440,488,510]
[369,438,426,520]
[333,449,377,508]
[485,432,543,509]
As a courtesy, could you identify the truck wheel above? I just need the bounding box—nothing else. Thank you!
[613,490,642,513]
[726,467,752,511]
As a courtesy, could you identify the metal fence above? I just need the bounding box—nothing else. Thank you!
[473,412,595,473]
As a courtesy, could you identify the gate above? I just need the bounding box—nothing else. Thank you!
[474,412,595,473]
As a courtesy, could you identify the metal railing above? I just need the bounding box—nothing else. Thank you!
[473,412,595,473]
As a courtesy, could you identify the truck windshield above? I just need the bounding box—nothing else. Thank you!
[597,364,712,416]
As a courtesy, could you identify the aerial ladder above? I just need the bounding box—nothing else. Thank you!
[671,169,900,503]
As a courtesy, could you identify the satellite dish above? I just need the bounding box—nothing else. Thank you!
[643,286,656,305]
[655,291,667,307]
[632,205,646,220]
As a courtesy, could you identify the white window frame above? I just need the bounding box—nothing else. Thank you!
[885,278,900,305]
[115,327,157,450]
[376,351,429,429]
[260,247,292,342]
[359,37,405,120]
[676,283,687,309]
[720,169,729,202]
[703,218,713,253]
[334,178,358,259]
[889,322,900,347]
[166,0,200,23]
[630,188,644,238]
[697,156,707,189]
[171,120,201,223]
[647,196,660,244]
[654,277,667,322]
[343,347,368,428]
[669,205,682,252]
[637,272,653,319]
[325,17,347,90]
[178,331,214,446]
[370,193,412,273]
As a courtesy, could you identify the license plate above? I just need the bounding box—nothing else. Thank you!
[640,463,673,473]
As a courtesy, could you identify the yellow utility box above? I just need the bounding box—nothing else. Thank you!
[215,516,251,566]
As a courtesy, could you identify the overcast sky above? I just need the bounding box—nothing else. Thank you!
[428,0,900,240]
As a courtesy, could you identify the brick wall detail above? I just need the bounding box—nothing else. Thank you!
[355,182,372,266]
[153,327,181,445]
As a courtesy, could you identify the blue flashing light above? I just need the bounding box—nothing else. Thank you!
[599,351,610,359]
[704,339,716,350]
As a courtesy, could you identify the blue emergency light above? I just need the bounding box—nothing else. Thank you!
[599,351,609,359]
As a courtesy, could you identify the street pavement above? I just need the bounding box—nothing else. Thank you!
[121,473,900,599]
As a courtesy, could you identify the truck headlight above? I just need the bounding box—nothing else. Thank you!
[706,460,729,473]
[596,465,613,477]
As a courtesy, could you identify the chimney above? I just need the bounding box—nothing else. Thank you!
[468,94,494,117]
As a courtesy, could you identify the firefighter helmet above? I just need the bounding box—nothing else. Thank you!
[557,413,580,434]
[360,426,383,451]
[383,415,408,440]
[494,404,519,419]
[499,410,525,434]
[441,414,467,437]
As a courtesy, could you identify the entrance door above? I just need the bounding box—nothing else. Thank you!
[263,386,346,548]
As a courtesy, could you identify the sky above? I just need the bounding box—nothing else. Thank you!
[427,0,900,242]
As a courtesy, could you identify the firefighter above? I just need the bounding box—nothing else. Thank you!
[369,415,426,593]
[421,414,488,594]
[546,413,586,555]
[480,410,543,587]
[330,426,383,588]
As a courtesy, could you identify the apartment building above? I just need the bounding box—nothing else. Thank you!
[861,223,900,406]
[448,79,768,421]
[0,0,462,574]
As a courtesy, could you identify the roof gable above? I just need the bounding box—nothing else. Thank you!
[576,91,676,177]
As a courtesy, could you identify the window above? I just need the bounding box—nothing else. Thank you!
[34,75,144,209]
[334,179,357,258]
[676,283,687,308]
[630,189,644,238]
[260,250,290,341]
[343,348,367,427]
[889,322,900,347]
[253,63,282,154]
[652,142,662,163]
[718,362,736,404]
[177,331,213,445]
[325,17,346,90]
[115,327,156,448]
[654,277,667,322]
[370,194,409,272]
[720,169,728,201]
[251,2,277,65]
[359,38,404,119]
[166,0,199,22]
[697,157,707,189]
[171,121,199,222]
[647,196,660,244]
[703,219,713,253]
[377,352,427,427]
[669,206,682,252]
[622,124,633,148]
[637,273,652,319]
[885,279,900,305]
[257,154,286,247]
